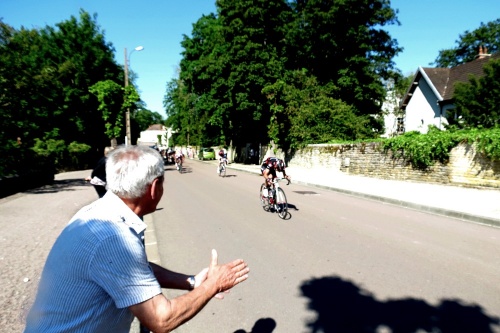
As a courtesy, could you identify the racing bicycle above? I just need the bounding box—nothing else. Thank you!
[259,177,290,219]
[218,159,227,177]
[175,157,183,173]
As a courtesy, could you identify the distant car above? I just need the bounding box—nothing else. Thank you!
[199,147,215,160]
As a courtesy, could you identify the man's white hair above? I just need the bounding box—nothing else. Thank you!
[106,145,164,199]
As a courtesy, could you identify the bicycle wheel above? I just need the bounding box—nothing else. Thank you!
[178,161,182,173]
[220,164,226,177]
[275,187,288,219]
[259,183,270,211]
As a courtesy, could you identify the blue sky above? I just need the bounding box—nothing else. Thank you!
[2,0,500,119]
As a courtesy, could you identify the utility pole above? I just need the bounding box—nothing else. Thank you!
[124,48,131,145]
[123,46,144,145]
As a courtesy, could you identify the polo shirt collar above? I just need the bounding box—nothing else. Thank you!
[101,191,147,235]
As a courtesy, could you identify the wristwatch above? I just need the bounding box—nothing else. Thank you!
[187,275,196,290]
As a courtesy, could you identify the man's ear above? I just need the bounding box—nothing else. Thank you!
[150,178,160,199]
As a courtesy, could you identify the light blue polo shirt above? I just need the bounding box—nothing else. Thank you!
[25,192,162,333]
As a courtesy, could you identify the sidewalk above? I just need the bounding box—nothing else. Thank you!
[225,162,500,228]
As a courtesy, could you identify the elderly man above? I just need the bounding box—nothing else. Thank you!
[25,145,249,333]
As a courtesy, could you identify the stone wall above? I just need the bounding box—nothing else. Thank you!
[282,143,500,189]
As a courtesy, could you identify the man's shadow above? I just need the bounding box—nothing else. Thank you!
[300,275,499,332]
[234,317,277,333]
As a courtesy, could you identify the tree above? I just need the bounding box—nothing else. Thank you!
[174,1,292,147]
[176,13,226,146]
[133,108,165,131]
[167,0,402,150]
[0,10,124,173]
[285,0,402,121]
[164,78,203,146]
[89,80,127,146]
[215,0,292,146]
[433,19,500,68]
[42,10,123,151]
[453,58,500,128]
[263,69,372,151]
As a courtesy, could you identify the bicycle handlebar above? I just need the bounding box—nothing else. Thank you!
[270,177,291,185]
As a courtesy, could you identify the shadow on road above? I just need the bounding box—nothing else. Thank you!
[234,317,277,333]
[300,275,500,332]
[25,178,89,194]
[164,165,195,174]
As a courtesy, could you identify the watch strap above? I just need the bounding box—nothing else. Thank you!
[187,275,196,290]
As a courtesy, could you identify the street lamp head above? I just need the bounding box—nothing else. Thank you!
[135,46,144,51]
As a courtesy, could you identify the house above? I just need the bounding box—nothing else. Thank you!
[136,124,172,148]
[400,46,500,134]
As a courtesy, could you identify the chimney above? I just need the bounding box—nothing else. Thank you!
[477,45,490,59]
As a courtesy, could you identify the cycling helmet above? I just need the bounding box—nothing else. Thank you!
[270,158,284,171]
[218,149,225,157]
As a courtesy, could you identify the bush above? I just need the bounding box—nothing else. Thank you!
[382,126,500,169]
[329,126,500,170]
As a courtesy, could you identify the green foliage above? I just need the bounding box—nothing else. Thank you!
[168,0,402,149]
[286,0,401,118]
[453,58,500,128]
[67,141,91,154]
[0,139,24,177]
[263,69,375,150]
[123,85,140,110]
[30,139,92,172]
[67,141,92,169]
[0,11,123,175]
[133,108,165,131]
[32,138,66,166]
[382,126,500,169]
[89,80,125,140]
[433,19,500,67]
[456,127,500,161]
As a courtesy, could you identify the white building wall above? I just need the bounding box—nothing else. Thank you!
[405,77,443,133]
[381,87,400,138]
[136,126,173,147]
[383,112,398,137]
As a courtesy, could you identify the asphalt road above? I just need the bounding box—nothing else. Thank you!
[153,159,500,333]
[0,169,97,332]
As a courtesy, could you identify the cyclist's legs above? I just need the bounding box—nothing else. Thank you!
[261,168,269,186]
[217,159,223,173]
[261,168,275,196]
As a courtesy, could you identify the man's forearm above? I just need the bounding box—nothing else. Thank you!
[130,280,217,333]
[135,253,248,332]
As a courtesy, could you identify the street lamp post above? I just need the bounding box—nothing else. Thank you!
[124,46,144,145]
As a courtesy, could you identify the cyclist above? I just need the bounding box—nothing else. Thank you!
[260,157,290,197]
[175,150,184,170]
[217,149,227,174]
